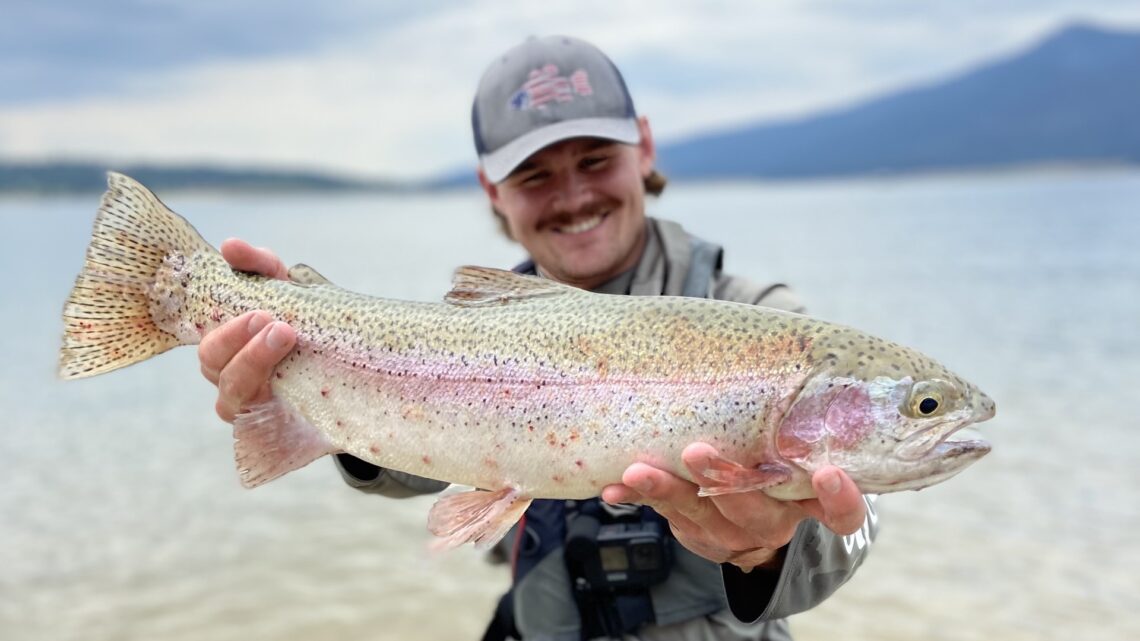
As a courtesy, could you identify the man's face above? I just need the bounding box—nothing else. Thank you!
[481,117,656,290]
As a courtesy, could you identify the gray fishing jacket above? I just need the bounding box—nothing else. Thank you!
[334,216,878,640]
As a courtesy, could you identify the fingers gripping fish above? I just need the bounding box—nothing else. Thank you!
[60,173,995,549]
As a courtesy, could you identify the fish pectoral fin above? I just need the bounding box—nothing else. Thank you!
[232,396,337,488]
[444,266,576,307]
[427,486,532,550]
[696,456,793,497]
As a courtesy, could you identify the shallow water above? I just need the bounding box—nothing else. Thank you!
[1,171,1137,641]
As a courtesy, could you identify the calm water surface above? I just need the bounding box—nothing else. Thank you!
[1,171,1137,641]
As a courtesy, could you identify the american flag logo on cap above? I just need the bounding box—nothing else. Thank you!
[508,64,593,111]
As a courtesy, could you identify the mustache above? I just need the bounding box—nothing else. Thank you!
[543,201,612,228]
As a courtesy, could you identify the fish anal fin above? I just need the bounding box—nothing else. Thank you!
[696,455,793,497]
[444,266,573,307]
[233,396,337,488]
[427,486,532,549]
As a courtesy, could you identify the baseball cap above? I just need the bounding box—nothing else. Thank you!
[472,35,640,183]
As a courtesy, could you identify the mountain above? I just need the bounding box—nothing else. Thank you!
[656,22,1140,179]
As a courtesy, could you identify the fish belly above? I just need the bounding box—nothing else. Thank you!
[271,341,779,499]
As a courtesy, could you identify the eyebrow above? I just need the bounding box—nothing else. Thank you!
[510,161,539,176]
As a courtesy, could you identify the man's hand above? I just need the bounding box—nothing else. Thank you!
[198,238,297,423]
[600,443,867,572]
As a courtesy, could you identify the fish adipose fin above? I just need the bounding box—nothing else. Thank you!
[445,266,575,307]
[60,172,215,379]
[233,396,338,488]
[287,263,333,286]
[427,486,533,549]
[696,455,793,497]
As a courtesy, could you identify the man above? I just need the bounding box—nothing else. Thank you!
[199,36,875,640]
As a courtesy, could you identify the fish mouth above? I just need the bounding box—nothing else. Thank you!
[867,432,991,493]
[922,427,991,462]
[897,418,974,461]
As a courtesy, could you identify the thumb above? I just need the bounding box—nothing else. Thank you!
[810,466,866,536]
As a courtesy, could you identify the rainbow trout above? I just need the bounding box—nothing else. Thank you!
[61,173,994,548]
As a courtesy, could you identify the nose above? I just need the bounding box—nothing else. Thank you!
[550,171,593,214]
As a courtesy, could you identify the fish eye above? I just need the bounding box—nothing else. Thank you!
[918,397,939,415]
[905,381,948,418]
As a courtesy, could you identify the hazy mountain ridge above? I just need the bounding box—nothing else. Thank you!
[656,22,1140,179]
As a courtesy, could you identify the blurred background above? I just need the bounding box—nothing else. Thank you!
[2,2,1138,640]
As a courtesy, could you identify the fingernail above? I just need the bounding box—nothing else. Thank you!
[265,323,289,350]
[821,469,841,495]
[247,313,270,336]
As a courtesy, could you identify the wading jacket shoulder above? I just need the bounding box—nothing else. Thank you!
[333,217,879,641]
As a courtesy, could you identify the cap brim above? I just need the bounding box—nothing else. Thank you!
[479,117,641,183]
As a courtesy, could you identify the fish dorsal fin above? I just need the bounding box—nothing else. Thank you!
[445,266,574,307]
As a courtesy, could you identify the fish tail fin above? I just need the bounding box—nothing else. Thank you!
[233,396,338,488]
[60,171,214,379]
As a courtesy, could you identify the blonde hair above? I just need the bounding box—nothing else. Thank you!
[492,169,667,240]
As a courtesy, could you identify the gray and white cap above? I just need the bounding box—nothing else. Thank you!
[472,35,640,183]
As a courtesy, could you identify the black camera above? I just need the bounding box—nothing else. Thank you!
[565,514,672,590]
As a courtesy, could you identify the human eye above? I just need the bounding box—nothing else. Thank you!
[509,169,549,188]
[580,154,611,171]
[519,170,550,186]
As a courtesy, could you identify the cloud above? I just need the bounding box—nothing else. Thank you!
[2,0,1140,178]
[0,0,453,103]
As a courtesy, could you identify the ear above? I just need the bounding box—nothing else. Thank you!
[477,167,501,208]
[635,116,656,178]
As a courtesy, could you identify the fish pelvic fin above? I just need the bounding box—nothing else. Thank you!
[233,396,337,488]
[59,172,215,379]
[445,266,576,307]
[695,455,794,497]
[427,486,532,550]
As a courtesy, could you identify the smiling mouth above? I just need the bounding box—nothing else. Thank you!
[554,213,606,235]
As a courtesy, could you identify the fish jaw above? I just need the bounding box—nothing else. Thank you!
[861,431,992,493]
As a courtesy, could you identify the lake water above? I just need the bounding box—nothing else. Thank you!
[1,171,1137,641]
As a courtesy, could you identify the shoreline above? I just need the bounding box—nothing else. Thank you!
[2,163,1139,200]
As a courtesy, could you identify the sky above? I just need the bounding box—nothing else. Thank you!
[3,0,1139,180]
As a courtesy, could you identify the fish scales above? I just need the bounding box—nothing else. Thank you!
[61,173,995,548]
[175,248,808,497]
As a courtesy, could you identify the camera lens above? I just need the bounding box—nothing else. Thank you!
[629,542,662,571]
